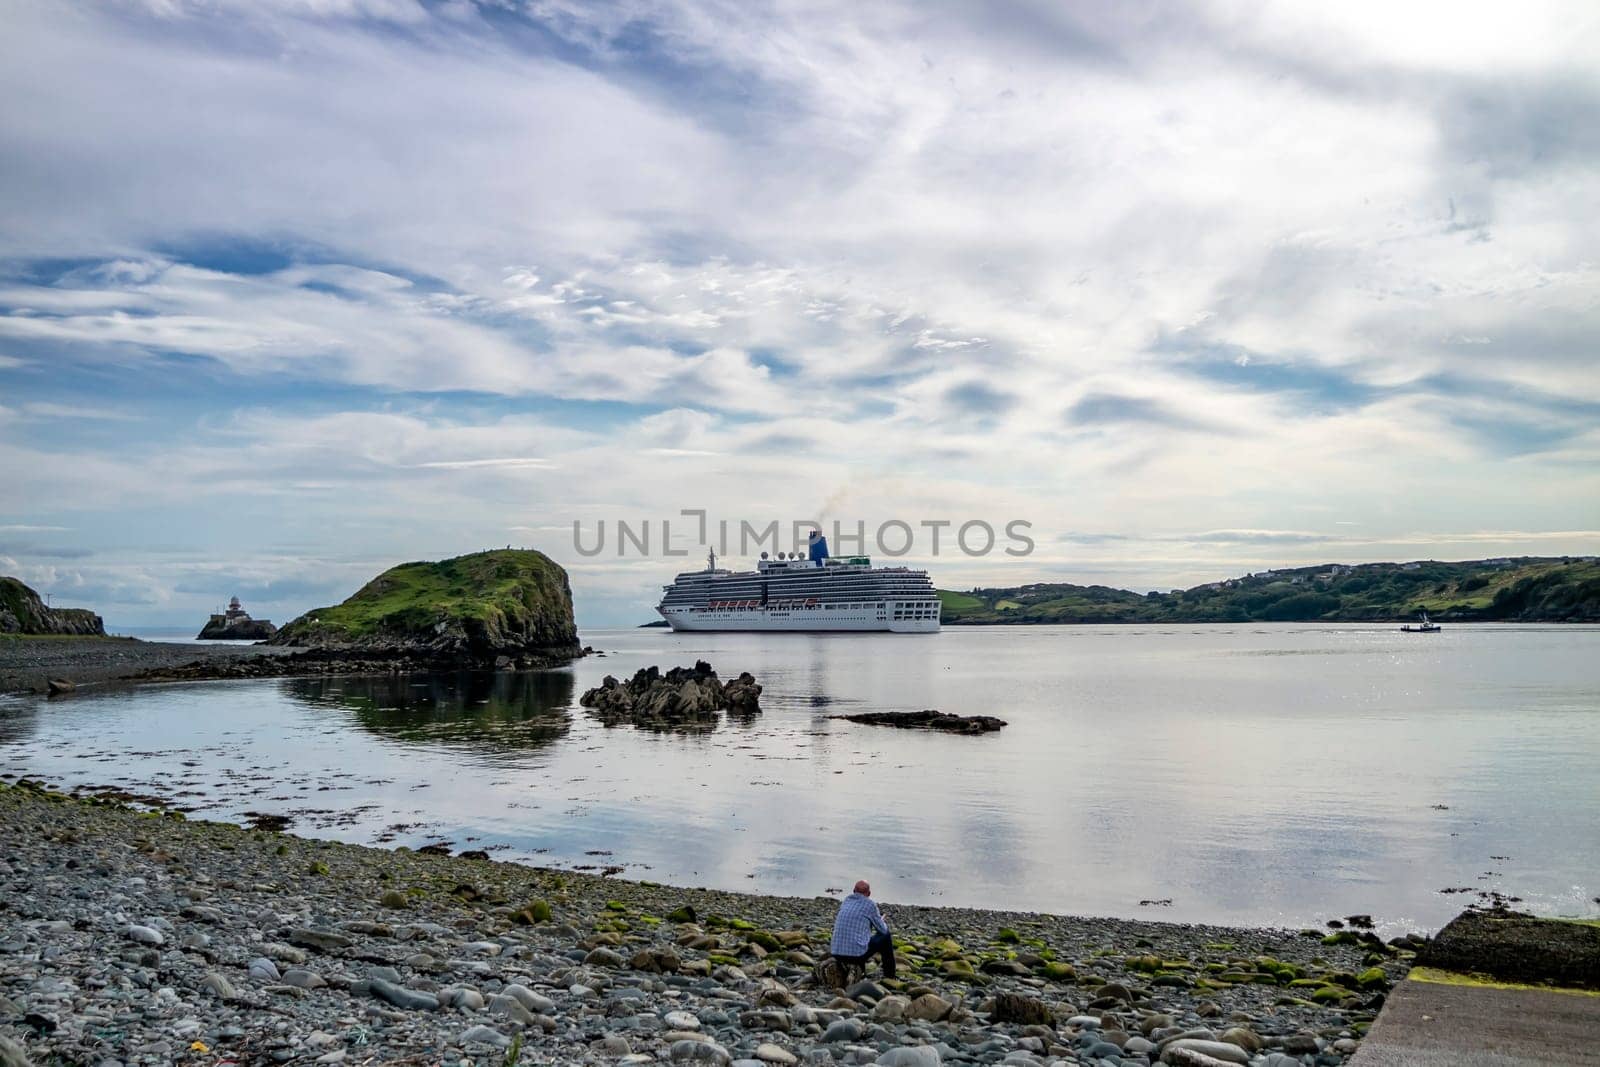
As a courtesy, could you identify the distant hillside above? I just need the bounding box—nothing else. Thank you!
[939,557,1600,624]
[0,576,105,636]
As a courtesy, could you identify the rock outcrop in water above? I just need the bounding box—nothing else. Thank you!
[268,549,580,668]
[580,661,761,729]
[0,576,104,636]
[833,709,1007,734]
[198,596,277,640]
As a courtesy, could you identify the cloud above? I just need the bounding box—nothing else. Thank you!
[1181,530,1340,546]
[1065,392,1227,434]
[0,1,1596,623]
[0,542,94,559]
[943,380,1018,416]
[411,457,556,470]
[20,402,143,421]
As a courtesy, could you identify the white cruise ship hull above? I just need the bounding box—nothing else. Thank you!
[662,605,939,633]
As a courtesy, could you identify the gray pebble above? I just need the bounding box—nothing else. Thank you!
[368,977,439,1011]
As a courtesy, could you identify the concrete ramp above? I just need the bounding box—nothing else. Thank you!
[1350,906,1600,1067]
[1350,971,1600,1066]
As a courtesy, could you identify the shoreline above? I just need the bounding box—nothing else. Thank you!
[1,780,1399,1064]
[8,621,1592,695]
[0,636,583,696]
[0,635,298,696]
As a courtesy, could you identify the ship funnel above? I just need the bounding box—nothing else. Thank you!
[808,532,829,562]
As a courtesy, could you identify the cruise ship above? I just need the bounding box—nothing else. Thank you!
[656,535,941,633]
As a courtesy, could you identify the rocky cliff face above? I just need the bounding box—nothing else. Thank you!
[268,549,580,667]
[0,577,105,636]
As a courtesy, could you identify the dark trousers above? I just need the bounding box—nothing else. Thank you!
[839,930,896,979]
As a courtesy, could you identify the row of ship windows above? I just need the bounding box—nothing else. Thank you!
[669,586,936,596]
[682,602,939,612]
[673,587,935,597]
[667,599,928,607]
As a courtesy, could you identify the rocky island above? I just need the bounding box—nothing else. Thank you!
[580,661,763,730]
[1,550,583,693]
[197,595,277,640]
[268,548,581,670]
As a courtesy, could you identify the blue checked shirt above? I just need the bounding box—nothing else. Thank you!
[830,892,889,956]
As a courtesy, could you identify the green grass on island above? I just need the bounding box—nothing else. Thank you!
[939,557,1600,624]
[272,549,576,648]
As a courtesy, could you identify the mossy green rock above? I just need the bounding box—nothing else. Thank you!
[269,549,579,665]
[1357,966,1389,989]
[514,898,553,924]
[380,889,408,909]
[1038,961,1077,981]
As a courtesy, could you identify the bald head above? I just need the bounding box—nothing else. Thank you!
[854,880,871,896]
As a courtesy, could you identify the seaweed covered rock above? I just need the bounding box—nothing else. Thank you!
[580,661,762,729]
[0,576,104,636]
[269,549,579,668]
[833,709,1007,734]
[1420,910,1600,989]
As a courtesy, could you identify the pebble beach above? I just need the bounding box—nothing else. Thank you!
[0,638,289,697]
[0,779,1408,1067]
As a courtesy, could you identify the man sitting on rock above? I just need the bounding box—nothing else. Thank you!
[830,879,895,979]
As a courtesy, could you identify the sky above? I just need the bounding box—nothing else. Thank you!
[1,0,1598,629]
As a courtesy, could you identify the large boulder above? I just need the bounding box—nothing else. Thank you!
[0,576,104,636]
[989,991,1053,1025]
[268,549,580,668]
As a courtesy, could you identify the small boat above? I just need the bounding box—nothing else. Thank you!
[1400,610,1441,633]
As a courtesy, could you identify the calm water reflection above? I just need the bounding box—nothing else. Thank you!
[286,671,574,756]
[3,623,1598,935]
